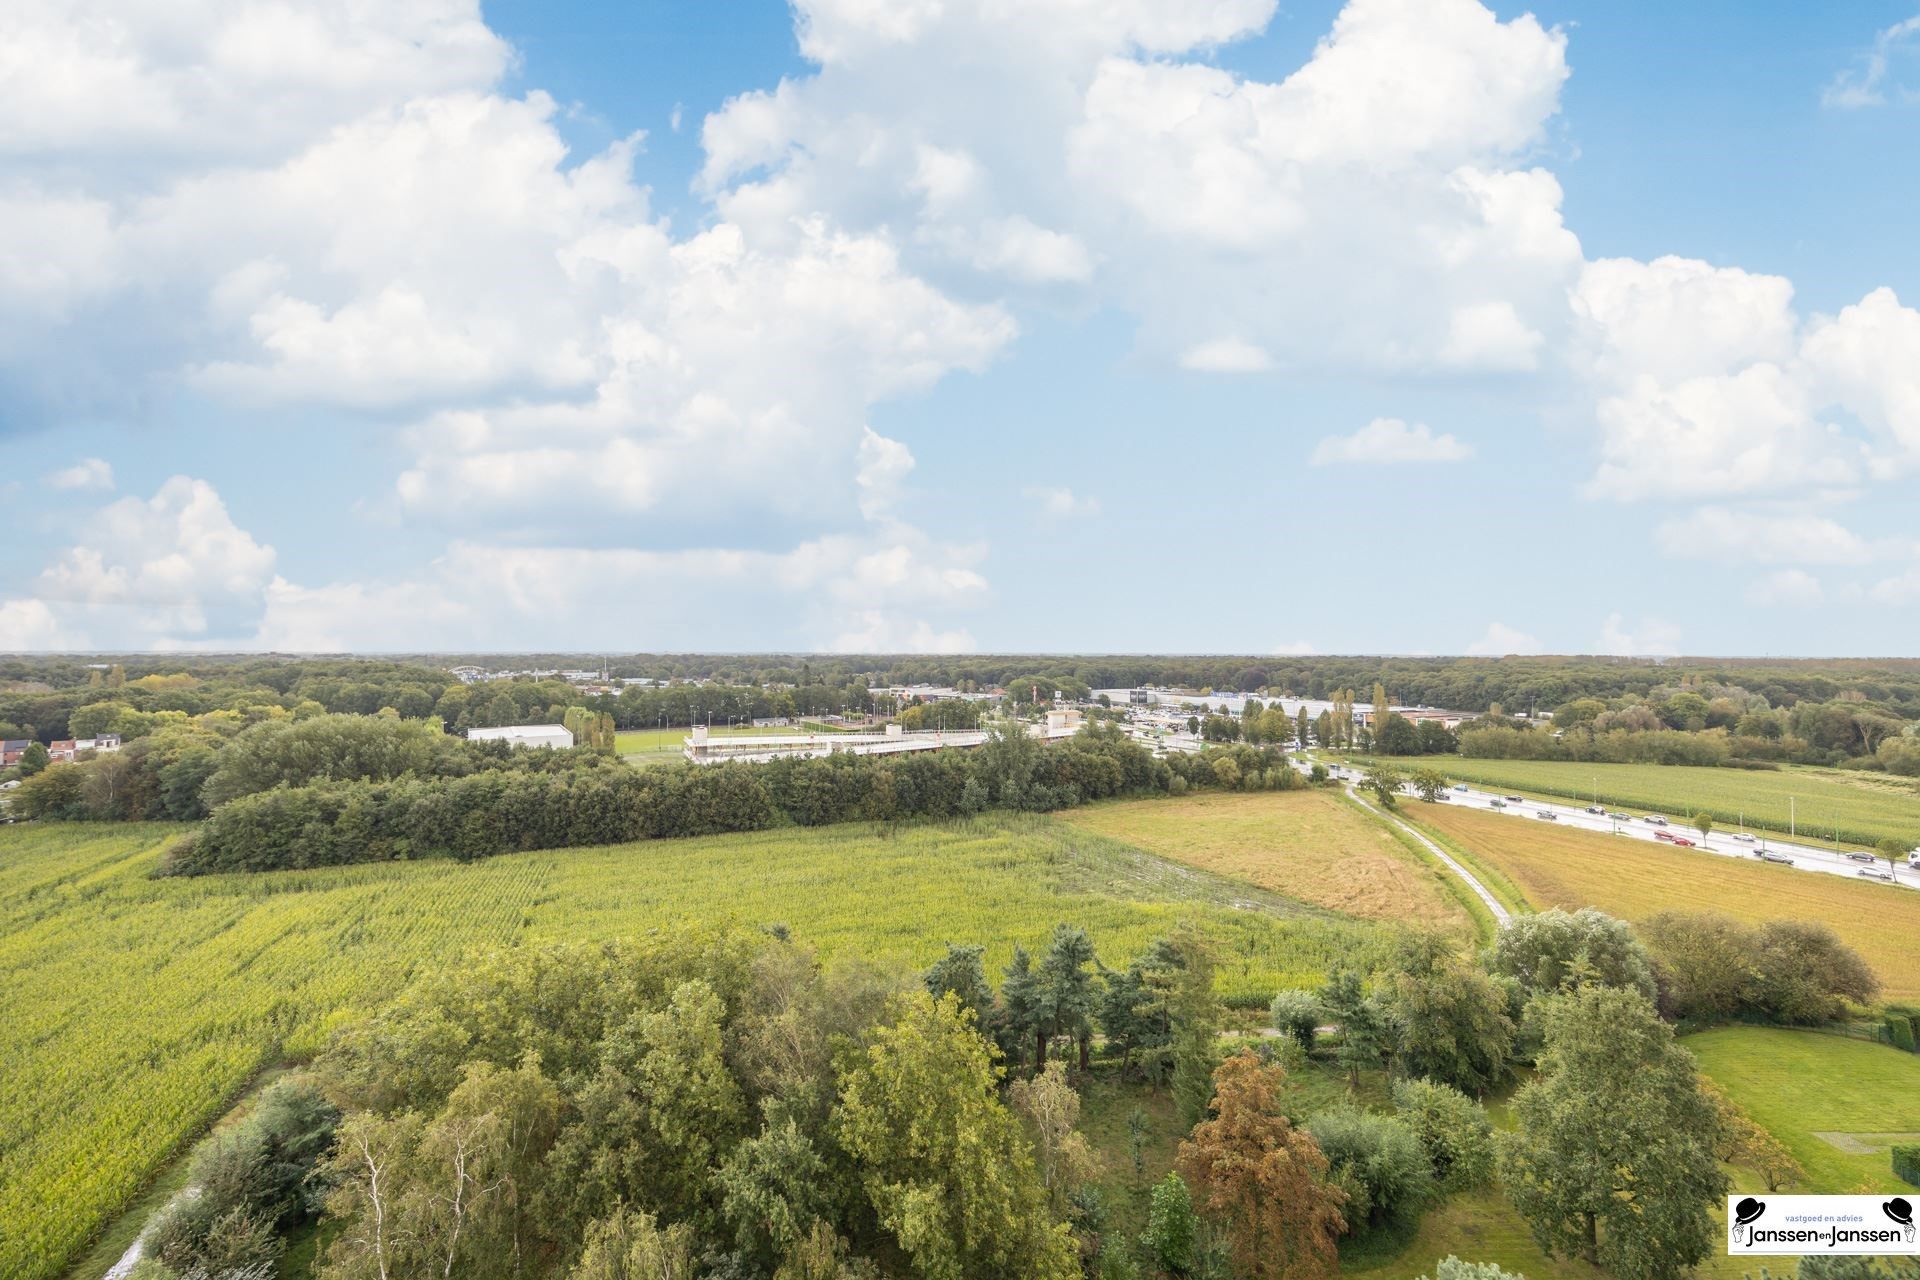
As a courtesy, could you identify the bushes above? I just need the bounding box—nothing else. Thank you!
[1269,989,1321,1046]
[1643,912,1880,1027]
[1888,1012,1918,1052]
[1894,1143,1920,1188]
[1392,1080,1494,1193]
[1304,1106,1434,1232]
[147,1080,339,1276]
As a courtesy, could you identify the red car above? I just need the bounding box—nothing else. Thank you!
[1654,831,1675,842]
[1670,836,1695,847]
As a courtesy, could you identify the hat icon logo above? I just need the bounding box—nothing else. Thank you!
[1886,1197,1915,1243]
[1733,1197,1766,1246]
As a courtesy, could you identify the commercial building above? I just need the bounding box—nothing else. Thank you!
[683,710,1083,765]
[467,724,575,750]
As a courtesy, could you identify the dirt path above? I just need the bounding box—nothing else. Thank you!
[1348,789,1512,926]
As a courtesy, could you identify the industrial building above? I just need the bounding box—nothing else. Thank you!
[467,724,576,750]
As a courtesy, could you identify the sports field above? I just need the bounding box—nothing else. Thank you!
[1411,802,1920,998]
[1367,757,1920,849]
[1684,1025,1920,1193]
[0,813,1397,1280]
[1062,790,1479,936]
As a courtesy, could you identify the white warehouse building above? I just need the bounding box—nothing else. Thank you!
[467,724,575,750]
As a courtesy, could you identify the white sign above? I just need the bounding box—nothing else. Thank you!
[1728,1194,1918,1254]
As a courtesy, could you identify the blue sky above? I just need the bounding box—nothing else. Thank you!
[3,0,1919,654]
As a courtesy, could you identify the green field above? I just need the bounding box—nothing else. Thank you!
[0,814,1400,1280]
[1368,756,1920,849]
[1685,1025,1920,1193]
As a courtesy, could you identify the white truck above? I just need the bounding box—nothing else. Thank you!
[1910,847,1920,870]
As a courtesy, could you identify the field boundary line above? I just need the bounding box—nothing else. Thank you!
[1337,791,1500,944]
[1345,790,1512,927]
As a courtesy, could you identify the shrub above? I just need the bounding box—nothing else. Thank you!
[1392,1079,1494,1192]
[1894,1143,1920,1189]
[1304,1107,1433,1233]
[1269,989,1321,1046]
[1139,1173,1196,1274]
[1885,1013,1917,1053]
[1415,1260,1525,1280]
[147,1080,339,1274]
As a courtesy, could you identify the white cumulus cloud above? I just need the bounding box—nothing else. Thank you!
[1024,486,1101,519]
[1312,418,1472,466]
[1597,613,1681,657]
[1466,621,1541,656]
[45,457,114,491]
[1655,506,1873,566]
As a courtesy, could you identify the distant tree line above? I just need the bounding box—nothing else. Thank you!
[9,714,608,824]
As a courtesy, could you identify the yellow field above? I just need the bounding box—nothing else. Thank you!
[1412,803,1920,999]
[1062,790,1478,936]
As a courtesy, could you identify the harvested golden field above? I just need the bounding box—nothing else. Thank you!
[1413,803,1920,999]
[1063,789,1477,935]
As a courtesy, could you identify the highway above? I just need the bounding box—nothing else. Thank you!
[1325,768,1919,893]
[1120,724,1917,892]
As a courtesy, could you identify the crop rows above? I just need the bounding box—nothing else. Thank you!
[0,813,1394,1280]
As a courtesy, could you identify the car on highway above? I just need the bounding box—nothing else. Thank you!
[1843,851,1877,863]
[1584,805,1605,814]
[1756,851,1794,865]
[1433,793,1450,801]
[1488,799,1507,809]
[1671,836,1695,847]
[1732,833,1756,843]
[1857,868,1895,882]
[1654,830,1676,842]
[1452,784,1469,792]
[1536,810,1558,821]
[1608,811,1631,821]
[1503,795,1524,803]
[1643,815,1669,825]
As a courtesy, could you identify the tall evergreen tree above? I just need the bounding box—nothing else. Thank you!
[1039,925,1098,1072]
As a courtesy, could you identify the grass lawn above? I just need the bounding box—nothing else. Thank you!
[1360,757,1920,851]
[1684,1025,1920,1193]
[1062,790,1479,937]
[4,813,1400,1280]
[1409,802,1920,1000]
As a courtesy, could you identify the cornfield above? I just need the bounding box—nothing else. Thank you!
[0,813,1394,1280]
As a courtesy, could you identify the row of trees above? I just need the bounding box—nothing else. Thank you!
[0,658,461,744]
[162,724,1182,875]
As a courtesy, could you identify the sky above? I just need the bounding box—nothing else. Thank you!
[3,0,1920,657]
